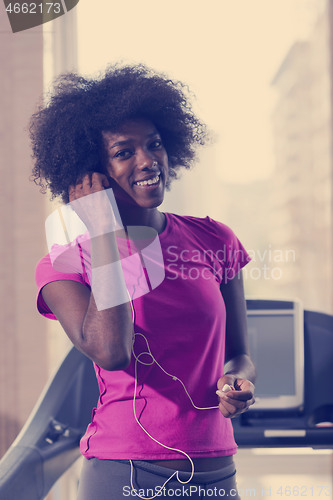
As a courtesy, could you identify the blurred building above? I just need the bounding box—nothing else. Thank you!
[0,13,48,458]
[270,2,333,314]
[208,178,276,298]
[0,8,78,499]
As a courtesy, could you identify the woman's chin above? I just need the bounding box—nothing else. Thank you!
[115,189,165,212]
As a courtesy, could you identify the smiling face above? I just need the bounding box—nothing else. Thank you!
[102,118,169,209]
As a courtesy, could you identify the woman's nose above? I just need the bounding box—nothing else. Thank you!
[136,149,155,169]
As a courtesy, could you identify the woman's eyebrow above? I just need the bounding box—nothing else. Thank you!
[109,132,160,150]
[109,139,132,149]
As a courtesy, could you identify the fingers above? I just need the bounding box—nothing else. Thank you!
[235,379,255,391]
[217,374,237,392]
[216,377,255,418]
[222,389,254,402]
[218,397,254,418]
[69,172,110,201]
[68,185,76,202]
[218,391,255,418]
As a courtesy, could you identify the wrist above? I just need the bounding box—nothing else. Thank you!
[90,232,122,269]
[70,188,123,238]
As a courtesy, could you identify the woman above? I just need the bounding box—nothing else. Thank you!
[31,64,256,499]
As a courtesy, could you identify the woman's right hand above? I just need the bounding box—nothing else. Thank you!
[69,172,122,236]
[69,171,110,200]
[40,171,133,371]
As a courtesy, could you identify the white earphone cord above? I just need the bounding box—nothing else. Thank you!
[122,231,219,499]
[127,291,219,499]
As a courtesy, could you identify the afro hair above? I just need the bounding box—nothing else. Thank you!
[30,63,208,204]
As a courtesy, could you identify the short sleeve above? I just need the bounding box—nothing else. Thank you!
[35,245,90,320]
[224,230,251,282]
[206,217,251,284]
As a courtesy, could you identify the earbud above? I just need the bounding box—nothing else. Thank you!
[216,384,233,397]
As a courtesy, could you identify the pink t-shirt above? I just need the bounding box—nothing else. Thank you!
[35,213,250,460]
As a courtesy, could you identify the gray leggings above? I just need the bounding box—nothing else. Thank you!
[77,458,241,499]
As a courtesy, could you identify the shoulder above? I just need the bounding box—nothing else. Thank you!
[36,231,91,284]
[35,242,89,286]
[35,237,90,319]
[165,212,236,243]
[163,213,251,275]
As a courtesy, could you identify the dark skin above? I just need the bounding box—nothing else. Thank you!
[41,118,256,471]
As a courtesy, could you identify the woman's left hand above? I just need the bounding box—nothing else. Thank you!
[216,374,255,418]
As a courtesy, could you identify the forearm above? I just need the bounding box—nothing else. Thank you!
[224,353,256,384]
[81,231,133,370]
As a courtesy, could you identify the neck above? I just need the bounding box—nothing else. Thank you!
[118,205,166,235]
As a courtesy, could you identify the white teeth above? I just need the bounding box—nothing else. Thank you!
[135,174,160,186]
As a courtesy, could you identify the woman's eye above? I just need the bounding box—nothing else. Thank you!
[149,139,163,150]
[114,149,133,159]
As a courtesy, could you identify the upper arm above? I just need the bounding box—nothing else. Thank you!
[220,271,250,363]
[41,279,91,352]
